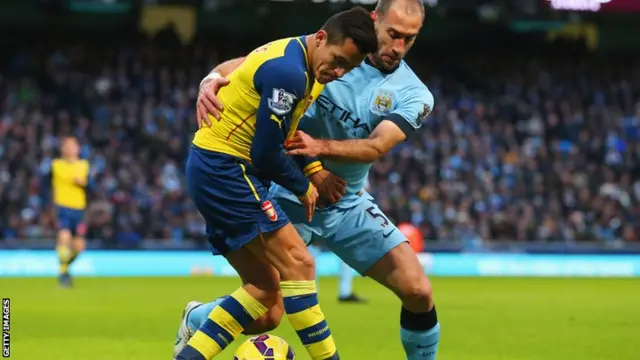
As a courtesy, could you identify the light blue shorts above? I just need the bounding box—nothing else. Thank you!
[270,185,407,274]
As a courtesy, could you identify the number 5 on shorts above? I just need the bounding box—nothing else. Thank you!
[366,206,389,227]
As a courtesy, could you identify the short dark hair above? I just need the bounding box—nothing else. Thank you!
[320,6,379,55]
[375,0,425,20]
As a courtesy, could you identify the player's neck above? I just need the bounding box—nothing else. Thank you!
[62,156,79,162]
[304,34,317,78]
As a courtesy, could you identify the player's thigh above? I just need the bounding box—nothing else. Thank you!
[246,222,315,281]
[55,207,73,245]
[323,197,406,275]
[186,148,289,255]
[270,184,326,245]
[69,210,86,240]
[225,244,283,312]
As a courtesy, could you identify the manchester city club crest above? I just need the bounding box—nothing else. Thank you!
[372,89,394,114]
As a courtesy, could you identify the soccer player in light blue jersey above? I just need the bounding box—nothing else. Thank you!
[180,1,440,359]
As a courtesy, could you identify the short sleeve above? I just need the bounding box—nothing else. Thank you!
[385,86,435,137]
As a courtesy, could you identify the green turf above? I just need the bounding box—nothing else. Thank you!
[1,276,638,359]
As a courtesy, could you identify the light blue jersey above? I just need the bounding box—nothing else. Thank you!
[305,58,433,197]
[271,58,434,273]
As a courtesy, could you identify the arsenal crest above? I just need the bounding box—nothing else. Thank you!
[261,200,278,222]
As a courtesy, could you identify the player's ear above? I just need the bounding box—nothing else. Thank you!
[370,11,378,22]
[315,30,328,47]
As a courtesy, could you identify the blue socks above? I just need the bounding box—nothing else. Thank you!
[187,296,227,331]
[400,306,440,360]
[338,261,354,298]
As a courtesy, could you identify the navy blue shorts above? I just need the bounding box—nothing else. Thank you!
[185,146,289,255]
[56,206,86,236]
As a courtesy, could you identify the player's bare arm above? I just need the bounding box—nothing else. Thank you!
[214,57,246,77]
[197,57,245,127]
[286,120,407,163]
[74,176,87,187]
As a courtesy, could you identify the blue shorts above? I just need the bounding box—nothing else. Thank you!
[56,206,85,236]
[270,185,407,274]
[185,146,289,256]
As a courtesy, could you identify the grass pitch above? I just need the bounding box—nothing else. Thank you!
[2,276,638,359]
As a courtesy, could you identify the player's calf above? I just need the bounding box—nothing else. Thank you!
[366,242,440,360]
[253,224,340,360]
[187,297,283,336]
[56,229,74,287]
[176,286,273,360]
[246,299,283,333]
[68,235,86,265]
[176,246,282,360]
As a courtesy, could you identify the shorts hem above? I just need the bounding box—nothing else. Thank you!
[351,239,409,275]
[209,220,290,256]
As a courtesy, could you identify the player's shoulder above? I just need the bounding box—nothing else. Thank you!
[254,37,308,91]
[252,37,306,70]
[394,62,433,99]
[261,38,307,75]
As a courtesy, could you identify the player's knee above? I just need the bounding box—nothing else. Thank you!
[398,273,434,310]
[282,247,315,280]
[57,229,72,245]
[73,238,86,252]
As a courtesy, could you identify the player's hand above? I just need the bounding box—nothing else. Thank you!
[309,169,346,205]
[286,131,327,158]
[197,76,230,128]
[298,184,319,222]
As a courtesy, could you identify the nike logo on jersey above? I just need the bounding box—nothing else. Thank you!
[382,229,396,238]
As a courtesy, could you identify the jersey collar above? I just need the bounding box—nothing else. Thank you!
[364,55,399,75]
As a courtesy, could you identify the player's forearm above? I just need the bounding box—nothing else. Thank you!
[199,57,246,93]
[292,155,324,177]
[212,57,246,78]
[74,178,87,187]
[318,139,386,163]
[251,119,311,196]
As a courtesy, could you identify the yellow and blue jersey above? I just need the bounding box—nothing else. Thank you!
[51,158,89,210]
[193,36,324,197]
[51,158,89,234]
[186,36,324,255]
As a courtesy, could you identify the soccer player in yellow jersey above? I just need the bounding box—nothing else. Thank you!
[51,136,89,288]
[177,7,377,360]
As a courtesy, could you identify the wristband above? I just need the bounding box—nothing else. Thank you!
[199,71,222,91]
[303,161,324,177]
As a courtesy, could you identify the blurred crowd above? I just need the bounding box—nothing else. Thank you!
[1,36,639,248]
[371,53,640,245]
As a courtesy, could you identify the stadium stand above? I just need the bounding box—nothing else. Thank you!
[1,31,639,248]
